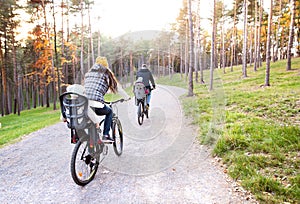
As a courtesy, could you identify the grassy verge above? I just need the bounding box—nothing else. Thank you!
[0,105,61,148]
[157,58,300,203]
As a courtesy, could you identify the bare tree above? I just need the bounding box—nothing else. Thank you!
[242,0,248,78]
[221,0,226,73]
[196,0,204,83]
[12,34,19,115]
[286,0,295,71]
[210,0,217,91]
[87,2,94,65]
[258,0,263,67]
[265,0,273,86]
[80,0,84,83]
[230,0,237,72]
[194,0,200,82]
[187,0,194,96]
[253,0,259,71]
[52,0,58,110]
[185,18,188,79]
[274,0,282,62]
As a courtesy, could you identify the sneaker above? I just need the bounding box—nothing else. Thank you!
[102,135,114,143]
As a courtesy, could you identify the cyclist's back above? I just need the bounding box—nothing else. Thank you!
[136,64,155,88]
[136,64,156,108]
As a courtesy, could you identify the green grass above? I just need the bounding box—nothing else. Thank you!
[157,58,300,203]
[0,105,61,147]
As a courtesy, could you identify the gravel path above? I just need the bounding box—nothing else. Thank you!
[0,85,258,204]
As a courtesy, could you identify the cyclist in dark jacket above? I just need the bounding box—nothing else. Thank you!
[136,64,156,108]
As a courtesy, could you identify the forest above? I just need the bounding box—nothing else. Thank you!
[0,0,299,116]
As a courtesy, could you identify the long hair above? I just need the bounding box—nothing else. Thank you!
[106,68,118,94]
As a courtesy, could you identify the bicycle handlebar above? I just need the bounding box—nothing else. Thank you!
[104,98,130,105]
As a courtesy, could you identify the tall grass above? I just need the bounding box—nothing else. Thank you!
[157,58,300,203]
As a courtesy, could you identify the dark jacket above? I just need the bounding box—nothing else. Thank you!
[136,68,155,88]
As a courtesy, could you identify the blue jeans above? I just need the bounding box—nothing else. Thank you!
[94,105,112,136]
[145,86,152,105]
[146,92,151,105]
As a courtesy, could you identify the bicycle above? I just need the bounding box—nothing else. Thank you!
[133,82,152,125]
[136,92,149,125]
[60,90,125,186]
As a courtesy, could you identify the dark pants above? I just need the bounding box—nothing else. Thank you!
[94,105,112,136]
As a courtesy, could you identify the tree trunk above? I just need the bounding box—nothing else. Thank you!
[221,0,226,73]
[180,42,183,79]
[274,0,282,61]
[230,0,237,72]
[210,0,216,91]
[242,0,248,78]
[130,51,133,85]
[258,0,263,67]
[33,76,37,109]
[26,76,30,110]
[41,0,50,108]
[286,0,295,71]
[185,18,188,80]
[80,0,84,83]
[12,31,19,115]
[157,49,160,78]
[60,0,65,95]
[254,0,258,71]
[188,0,194,96]
[195,0,201,82]
[0,36,9,115]
[52,0,57,110]
[265,0,273,86]
[249,25,253,66]
[168,44,171,79]
[88,3,94,65]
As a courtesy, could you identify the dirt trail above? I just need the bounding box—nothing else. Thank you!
[0,85,257,203]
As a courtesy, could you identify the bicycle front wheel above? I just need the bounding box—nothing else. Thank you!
[112,118,123,156]
[137,102,144,125]
[70,139,100,186]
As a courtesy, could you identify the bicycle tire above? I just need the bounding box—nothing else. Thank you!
[112,119,123,156]
[145,106,149,119]
[70,139,100,186]
[137,102,144,125]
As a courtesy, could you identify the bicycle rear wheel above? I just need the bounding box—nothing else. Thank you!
[112,119,123,156]
[137,102,144,125]
[70,139,100,186]
[145,105,149,119]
